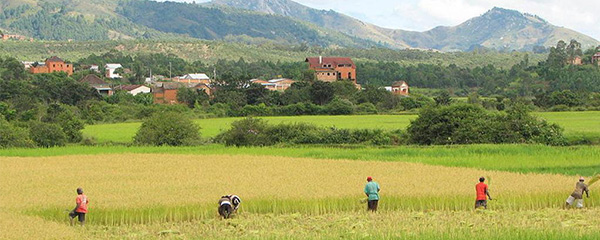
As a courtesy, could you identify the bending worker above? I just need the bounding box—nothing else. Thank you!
[364,176,380,212]
[218,195,241,219]
[566,177,589,208]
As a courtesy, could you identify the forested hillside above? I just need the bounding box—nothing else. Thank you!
[116,0,378,48]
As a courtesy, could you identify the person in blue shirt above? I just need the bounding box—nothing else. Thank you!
[364,176,380,212]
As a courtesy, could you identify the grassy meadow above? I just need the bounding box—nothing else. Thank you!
[81,112,600,143]
[2,154,600,239]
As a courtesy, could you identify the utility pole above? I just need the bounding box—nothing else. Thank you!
[213,67,217,81]
[169,62,172,80]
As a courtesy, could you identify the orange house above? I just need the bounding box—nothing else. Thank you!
[305,57,356,84]
[153,82,212,104]
[29,56,73,76]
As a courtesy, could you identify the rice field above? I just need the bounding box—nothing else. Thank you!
[81,112,600,143]
[2,153,600,239]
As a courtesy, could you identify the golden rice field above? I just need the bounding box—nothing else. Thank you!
[2,154,600,239]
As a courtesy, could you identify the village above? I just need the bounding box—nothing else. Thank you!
[22,56,411,104]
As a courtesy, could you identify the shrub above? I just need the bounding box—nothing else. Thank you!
[277,102,324,116]
[326,98,354,115]
[218,118,272,146]
[218,118,402,146]
[0,119,34,148]
[133,112,201,146]
[407,104,565,145]
[29,122,67,148]
[356,103,378,114]
[241,103,272,117]
[42,104,84,142]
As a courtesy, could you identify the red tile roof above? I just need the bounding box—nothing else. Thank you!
[305,57,355,69]
[46,56,65,63]
[79,74,108,85]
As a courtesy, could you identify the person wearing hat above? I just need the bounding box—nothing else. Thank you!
[364,176,380,212]
[69,187,89,226]
[566,177,589,208]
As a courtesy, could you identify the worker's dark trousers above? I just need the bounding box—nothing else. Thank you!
[219,204,233,218]
[367,200,378,211]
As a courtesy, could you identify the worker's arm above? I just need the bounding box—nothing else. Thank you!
[585,187,590,198]
[486,188,492,200]
[377,184,380,192]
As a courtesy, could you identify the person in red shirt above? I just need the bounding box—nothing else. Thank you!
[69,188,89,226]
[475,177,492,209]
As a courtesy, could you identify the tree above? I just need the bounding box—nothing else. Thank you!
[434,90,453,106]
[547,40,568,68]
[566,40,583,61]
[177,87,209,108]
[134,112,202,146]
[41,104,84,143]
[310,81,334,105]
[0,119,34,148]
[29,122,67,148]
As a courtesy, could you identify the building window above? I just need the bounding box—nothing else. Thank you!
[327,73,330,76]
[332,72,336,75]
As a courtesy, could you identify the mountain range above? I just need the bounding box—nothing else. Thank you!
[0,0,598,51]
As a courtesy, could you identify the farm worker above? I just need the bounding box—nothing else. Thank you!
[364,176,380,212]
[218,195,241,219]
[565,177,589,208]
[475,177,492,209]
[69,187,89,226]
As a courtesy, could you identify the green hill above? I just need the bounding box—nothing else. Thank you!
[210,0,599,51]
[0,0,380,48]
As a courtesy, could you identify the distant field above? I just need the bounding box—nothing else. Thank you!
[82,112,600,144]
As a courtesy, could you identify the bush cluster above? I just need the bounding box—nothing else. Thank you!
[216,118,401,147]
[134,112,202,146]
[407,104,565,145]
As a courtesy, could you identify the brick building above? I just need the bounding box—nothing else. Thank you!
[29,56,73,76]
[153,82,211,104]
[305,57,356,84]
[592,53,600,67]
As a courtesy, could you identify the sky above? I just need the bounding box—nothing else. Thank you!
[175,0,600,40]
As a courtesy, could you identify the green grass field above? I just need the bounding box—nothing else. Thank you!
[82,112,600,144]
[2,144,599,176]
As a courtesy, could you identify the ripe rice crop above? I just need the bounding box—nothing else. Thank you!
[3,153,600,239]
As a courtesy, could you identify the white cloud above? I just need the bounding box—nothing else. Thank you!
[165,0,600,40]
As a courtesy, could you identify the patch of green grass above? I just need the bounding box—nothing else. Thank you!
[2,144,599,176]
[82,115,416,143]
[82,112,600,144]
[534,111,600,142]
